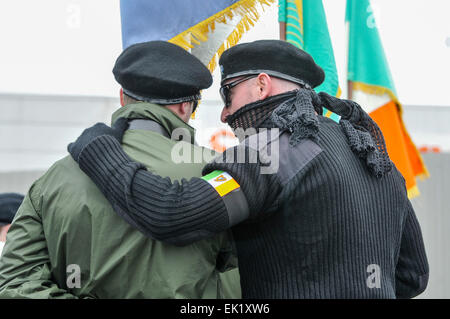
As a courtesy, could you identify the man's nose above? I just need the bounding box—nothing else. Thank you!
[220,106,229,123]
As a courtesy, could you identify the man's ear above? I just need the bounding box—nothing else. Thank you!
[170,102,193,122]
[256,73,272,100]
[180,101,193,117]
[120,88,125,107]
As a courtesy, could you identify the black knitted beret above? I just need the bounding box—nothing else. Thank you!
[0,193,24,224]
[113,41,212,104]
[219,40,325,88]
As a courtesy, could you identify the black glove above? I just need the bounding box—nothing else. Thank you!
[68,117,129,163]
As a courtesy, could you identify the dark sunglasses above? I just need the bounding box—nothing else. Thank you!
[192,100,199,113]
[219,75,258,107]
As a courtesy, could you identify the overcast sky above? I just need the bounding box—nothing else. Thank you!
[0,0,449,106]
[204,0,450,107]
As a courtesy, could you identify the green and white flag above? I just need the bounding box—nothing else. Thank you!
[279,0,339,96]
[346,0,428,198]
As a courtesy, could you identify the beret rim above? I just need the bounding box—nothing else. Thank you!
[123,88,201,105]
[219,40,325,89]
[220,69,314,89]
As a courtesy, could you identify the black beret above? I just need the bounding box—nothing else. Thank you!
[113,41,212,104]
[0,193,24,224]
[219,40,325,88]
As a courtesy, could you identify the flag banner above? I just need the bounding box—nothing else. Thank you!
[120,0,274,73]
[322,107,341,124]
[346,0,428,198]
[278,0,339,96]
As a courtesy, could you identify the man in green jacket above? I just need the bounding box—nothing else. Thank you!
[0,41,240,298]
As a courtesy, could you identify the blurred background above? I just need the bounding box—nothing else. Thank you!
[0,0,449,298]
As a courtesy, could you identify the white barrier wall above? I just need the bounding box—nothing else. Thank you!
[412,153,450,299]
[0,93,119,174]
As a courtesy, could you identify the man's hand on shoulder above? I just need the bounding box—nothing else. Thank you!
[68,117,129,163]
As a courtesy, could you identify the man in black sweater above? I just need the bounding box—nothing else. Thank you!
[68,40,429,298]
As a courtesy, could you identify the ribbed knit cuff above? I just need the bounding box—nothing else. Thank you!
[78,135,143,195]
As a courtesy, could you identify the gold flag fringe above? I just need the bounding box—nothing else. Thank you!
[168,0,275,118]
[169,0,275,73]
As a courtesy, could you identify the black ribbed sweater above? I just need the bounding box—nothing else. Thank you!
[78,117,429,299]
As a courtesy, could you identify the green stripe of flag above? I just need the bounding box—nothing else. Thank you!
[322,107,341,123]
[346,0,396,94]
[279,0,339,96]
[201,170,224,181]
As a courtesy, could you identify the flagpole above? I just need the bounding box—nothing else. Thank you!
[279,22,286,40]
[347,80,353,100]
[346,1,352,100]
[346,8,353,101]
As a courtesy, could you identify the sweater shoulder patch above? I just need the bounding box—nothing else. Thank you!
[243,130,322,184]
[277,133,323,184]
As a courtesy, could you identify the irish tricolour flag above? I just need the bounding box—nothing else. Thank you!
[202,170,240,197]
[346,0,428,198]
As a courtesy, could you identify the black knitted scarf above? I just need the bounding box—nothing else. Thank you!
[226,91,297,131]
[227,89,392,178]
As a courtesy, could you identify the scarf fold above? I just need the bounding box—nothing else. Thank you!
[227,88,392,178]
[226,91,297,131]
[316,92,393,178]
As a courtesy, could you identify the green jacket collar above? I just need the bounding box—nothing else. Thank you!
[111,102,196,144]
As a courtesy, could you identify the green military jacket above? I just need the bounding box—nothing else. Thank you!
[0,102,240,298]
